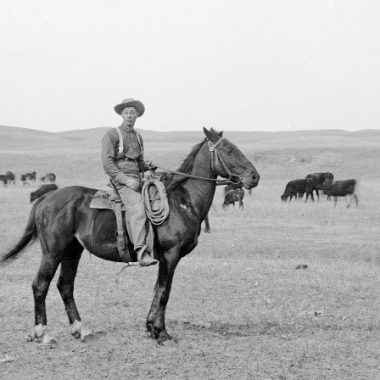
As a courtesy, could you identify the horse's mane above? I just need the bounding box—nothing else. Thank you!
[163,139,206,193]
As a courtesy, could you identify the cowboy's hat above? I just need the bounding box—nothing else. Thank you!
[114,98,145,116]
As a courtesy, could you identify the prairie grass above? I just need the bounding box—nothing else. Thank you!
[0,128,379,379]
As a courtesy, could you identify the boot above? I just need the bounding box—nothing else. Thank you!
[136,245,158,267]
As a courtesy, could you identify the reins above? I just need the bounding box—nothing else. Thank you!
[153,137,242,186]
[141,136,241,226]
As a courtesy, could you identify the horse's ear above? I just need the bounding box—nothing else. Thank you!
[210,127,223,138]
[203,127,212,139]
[204,127,220,143]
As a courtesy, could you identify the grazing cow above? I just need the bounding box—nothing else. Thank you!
[0,175,8,187]
[30,183,59,203]
[223,188,245,209]
[5,171,16,185]
[281,178,314,202]
[21,171,37,185]
[305,172,334,200]
[40,172,56,183]
[323,179,358,208]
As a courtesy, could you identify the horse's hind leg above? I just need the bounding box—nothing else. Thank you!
[32,254,60,344]
[56,240,90,340]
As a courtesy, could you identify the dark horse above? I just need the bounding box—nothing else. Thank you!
[1,128,259,344]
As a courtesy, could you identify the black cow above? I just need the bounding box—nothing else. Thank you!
[5,171,16,185]
[281,178,314,202]
[223,188,245,209]
[0,175,8,187]
[21,171,37,186]
[40,172,56,183]
[305,172,334,200]
[30,183,59,203]
[323,179,358,208]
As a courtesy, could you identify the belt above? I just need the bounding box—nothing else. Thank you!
[117,155,137,162]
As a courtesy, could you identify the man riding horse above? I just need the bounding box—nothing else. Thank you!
[102,98,157,266]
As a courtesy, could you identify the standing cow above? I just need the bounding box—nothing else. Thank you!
[281,178,314,202]
[223,188,245,209]
[0,175,8,187]
[5,171,16,185]
[305,172,334,200]
[21,171,37,186]
[40,173,56,183]
[323,179,358,208]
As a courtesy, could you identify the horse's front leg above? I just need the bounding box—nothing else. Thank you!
[146,246,180,343]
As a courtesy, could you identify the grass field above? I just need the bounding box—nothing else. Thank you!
[0,126,379,379]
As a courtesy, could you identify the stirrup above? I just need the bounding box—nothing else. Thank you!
[137,246,158,267]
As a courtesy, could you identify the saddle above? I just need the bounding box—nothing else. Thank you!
[89,181,167,262]
[90,188,130,261]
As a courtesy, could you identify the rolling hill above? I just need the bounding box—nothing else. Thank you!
[0,125,380,186]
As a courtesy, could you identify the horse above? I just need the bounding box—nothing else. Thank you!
[1,128,259,345]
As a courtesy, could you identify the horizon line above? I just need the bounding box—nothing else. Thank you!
[1,124,380,135]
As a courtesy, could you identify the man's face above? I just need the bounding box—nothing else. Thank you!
[121,107,138,127]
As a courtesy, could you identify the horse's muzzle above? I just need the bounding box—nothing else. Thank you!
[242,172,260,190]
[251,173,260,187]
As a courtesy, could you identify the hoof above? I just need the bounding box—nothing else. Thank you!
[146,322,154,333]
[33,324,57,345]
[71,320,93,341]
[157,330,176,345]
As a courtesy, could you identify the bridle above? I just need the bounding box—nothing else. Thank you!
[207,137,239,183]
[155,137,242,185]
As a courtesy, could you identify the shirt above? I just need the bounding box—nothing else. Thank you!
[102,125,145,179]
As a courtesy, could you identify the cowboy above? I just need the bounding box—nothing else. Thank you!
[102,98,157,266]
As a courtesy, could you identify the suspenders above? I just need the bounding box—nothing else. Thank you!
[115,127,143,156]
[115,127,124,155]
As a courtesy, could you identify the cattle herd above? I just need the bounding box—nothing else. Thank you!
[281,172,358,208]
[0,171,58,203]
[0,171,56,186]
[0,169,358,209]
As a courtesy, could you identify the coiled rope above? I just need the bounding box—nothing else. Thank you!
[141,179,170,225]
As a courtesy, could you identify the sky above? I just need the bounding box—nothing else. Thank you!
[0,0,379,133]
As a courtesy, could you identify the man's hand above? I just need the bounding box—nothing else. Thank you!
[145,161,157,171]
[114,172,130,185]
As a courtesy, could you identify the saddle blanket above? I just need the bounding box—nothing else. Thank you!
[89,186,161,211]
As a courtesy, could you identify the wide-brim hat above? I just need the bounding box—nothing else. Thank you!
[114,98,145,116]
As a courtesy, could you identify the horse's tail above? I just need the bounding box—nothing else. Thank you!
[1,195,44,263]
